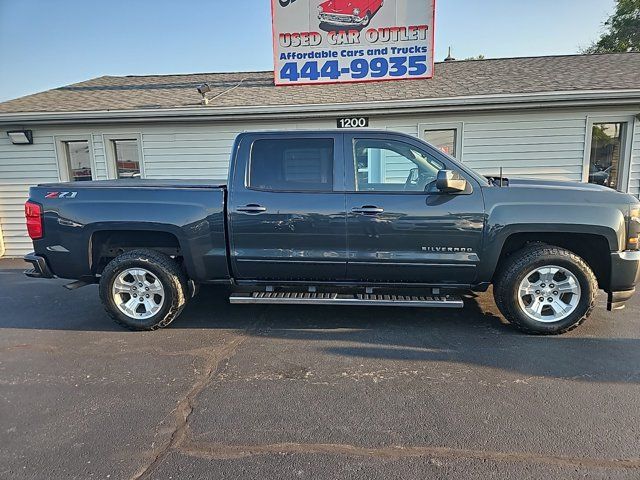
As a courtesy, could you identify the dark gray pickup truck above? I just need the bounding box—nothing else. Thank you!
[24,130,640,334]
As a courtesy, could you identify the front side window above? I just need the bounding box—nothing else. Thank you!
[354,139,444,192]
[249,138,334,191]
[112,139,141,179]
[63,140,92,181]
[588,122,626,190]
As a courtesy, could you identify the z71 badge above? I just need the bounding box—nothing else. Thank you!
[45,192,78,199]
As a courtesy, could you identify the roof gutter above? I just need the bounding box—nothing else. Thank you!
[0,89,639,125]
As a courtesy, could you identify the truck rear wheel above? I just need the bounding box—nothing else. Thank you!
[99,249,188,331]
[493,244,597,334]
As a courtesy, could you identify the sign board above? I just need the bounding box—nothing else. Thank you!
[272,0,435,86]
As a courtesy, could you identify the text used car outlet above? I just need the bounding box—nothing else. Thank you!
[24,130,640,334]
[272,0,435,85]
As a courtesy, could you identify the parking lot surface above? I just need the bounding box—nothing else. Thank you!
[1,259,639,479]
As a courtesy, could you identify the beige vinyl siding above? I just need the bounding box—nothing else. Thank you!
[629,117,640,198]
[460,114,587,182]
[140,121,328,179]
[0,132,58,257]
[142,129,237,179]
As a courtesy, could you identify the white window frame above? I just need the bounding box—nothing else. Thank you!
[419,122,464,160]
[582,115,635,192]
[103,133,145,179]
[54,135,97,182]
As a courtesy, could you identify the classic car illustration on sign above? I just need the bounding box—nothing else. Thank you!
[318,0,384,28]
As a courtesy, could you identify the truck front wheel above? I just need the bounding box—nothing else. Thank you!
[99,249,188,331]
[493,244,597,334]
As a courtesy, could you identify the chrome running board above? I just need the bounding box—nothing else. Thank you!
[229,292,463,308]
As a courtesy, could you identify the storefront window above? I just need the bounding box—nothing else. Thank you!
[112,139,141,179]
[424,129,457,157]
[588,123,625,190]
[63,140,92,181]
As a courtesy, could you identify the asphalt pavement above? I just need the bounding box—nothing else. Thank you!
[1,258,639,479]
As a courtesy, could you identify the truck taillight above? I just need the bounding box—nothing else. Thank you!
[25,201,43,240]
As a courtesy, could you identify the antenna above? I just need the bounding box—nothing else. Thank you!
[444,47,455,62]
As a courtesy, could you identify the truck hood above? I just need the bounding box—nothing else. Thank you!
[504,177,612,192]
[490,176,640,204]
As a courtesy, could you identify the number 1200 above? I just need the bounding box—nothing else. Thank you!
[338,118,368,128]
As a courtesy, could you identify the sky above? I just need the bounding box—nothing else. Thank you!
[0,0,615,102]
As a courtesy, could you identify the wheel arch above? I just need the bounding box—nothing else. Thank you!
[491,231,612,289]
[90,228,188,275]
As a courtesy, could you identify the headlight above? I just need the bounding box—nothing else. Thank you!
[353,8,360,15]
[628,205,640,250]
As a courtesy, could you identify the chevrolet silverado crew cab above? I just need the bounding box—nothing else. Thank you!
[24,130,640,334]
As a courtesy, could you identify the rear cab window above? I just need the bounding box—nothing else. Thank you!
[249,138,334,192]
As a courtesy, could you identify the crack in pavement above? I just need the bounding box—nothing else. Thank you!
[174,441,640,470]
[127,307,639,476]
[130,321,264,480]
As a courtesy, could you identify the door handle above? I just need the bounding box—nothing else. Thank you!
[352,206,384,215]
[237,204,267,214]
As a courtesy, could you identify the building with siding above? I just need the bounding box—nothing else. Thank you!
[0,52,639,257]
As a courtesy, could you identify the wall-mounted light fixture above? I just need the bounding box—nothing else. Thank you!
[7,130,33,145]
[197,84,211,105]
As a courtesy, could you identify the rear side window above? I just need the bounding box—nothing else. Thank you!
[249,138,334,192]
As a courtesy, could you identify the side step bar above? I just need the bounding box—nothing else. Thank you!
[229,292,463,308]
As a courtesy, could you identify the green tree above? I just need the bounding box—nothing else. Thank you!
[584,0,640,53]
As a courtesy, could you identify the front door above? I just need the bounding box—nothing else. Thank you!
[344,132,485,284]
[228,133,347,281]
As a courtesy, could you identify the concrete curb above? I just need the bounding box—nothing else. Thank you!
[0,258,27,270]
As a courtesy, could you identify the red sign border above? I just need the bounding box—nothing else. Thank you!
[271,0,436,87]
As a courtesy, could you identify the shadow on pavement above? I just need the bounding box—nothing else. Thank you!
[1,276,639,384]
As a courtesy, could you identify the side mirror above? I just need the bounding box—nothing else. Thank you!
[436,169,467,193]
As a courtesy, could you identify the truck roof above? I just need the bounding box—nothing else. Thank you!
[237,129,393,136]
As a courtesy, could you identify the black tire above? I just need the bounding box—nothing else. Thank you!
[493,244,597,335]
[99,249,188,331]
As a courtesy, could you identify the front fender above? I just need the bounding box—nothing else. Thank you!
[478,202,625,282]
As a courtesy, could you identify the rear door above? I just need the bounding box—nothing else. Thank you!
[344,132,485,284]
[228,133,347,281]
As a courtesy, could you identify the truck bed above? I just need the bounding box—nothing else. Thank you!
[28,180,229,283]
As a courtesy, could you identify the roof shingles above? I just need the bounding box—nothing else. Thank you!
[0,53,638,114]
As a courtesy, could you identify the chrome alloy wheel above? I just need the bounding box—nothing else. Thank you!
[112,268,165,320]
[517,265,581,323]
